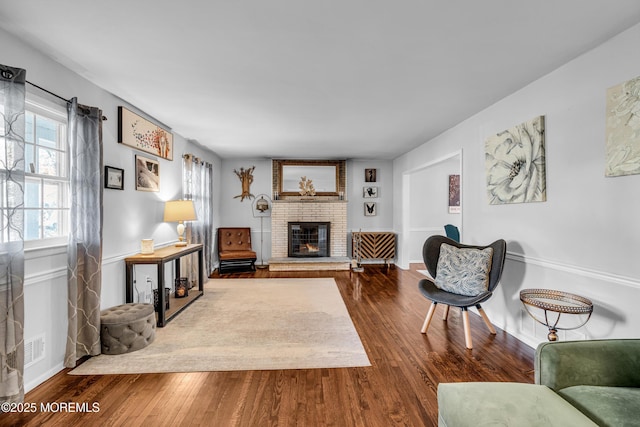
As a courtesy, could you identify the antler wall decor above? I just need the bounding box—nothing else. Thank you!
[234,166,255,201]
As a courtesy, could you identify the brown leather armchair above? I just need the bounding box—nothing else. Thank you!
[217,227,257,274]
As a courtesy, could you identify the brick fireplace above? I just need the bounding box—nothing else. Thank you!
[270,200,348,270]
[288,222,330,257]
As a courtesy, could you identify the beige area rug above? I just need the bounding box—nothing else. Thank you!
[70,278,370,375]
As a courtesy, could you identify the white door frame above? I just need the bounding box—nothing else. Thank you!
[398,149,463,269]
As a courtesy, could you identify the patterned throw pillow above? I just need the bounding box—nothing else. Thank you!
[434,243,493,297]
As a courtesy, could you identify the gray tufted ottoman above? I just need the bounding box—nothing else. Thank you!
[100,303,156,355]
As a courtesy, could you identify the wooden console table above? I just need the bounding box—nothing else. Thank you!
[352,232,396,266]
[125,243,204,327]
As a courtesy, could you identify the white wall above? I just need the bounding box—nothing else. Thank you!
[347,160,394,232]
[394,23,640,347]
[219,159,272,226]
[2,27,222,391]
[218,158,272,265]
[347,160,394,261]
[406,153,461,263]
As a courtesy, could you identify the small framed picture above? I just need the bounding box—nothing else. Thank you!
[135,155,160,192]
[365,168,377,182]
[449,174,461,213]
[105,166,124,190]
[364,202,377,216]
[363,186,378,198]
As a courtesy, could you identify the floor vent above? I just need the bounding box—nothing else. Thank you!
[24,334,45,368]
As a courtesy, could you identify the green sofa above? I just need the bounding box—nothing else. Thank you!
[438,339,640,426]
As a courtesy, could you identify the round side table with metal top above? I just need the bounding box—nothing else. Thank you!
[520,288,593,341]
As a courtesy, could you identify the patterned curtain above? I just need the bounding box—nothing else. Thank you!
[202,159,214,275]
[0,64,26,404]
[65,98,103,368]
[183,154,214,282]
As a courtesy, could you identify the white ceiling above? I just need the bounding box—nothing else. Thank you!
[2,1,640,159]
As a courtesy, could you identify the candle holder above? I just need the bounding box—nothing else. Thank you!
[175,277,189,298]
[141,239,154,254]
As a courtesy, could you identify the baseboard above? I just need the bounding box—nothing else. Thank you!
[25,362,64,393]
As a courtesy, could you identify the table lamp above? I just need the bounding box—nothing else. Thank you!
[164,200,197,246]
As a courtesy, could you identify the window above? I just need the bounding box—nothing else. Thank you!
[24,99,69,245]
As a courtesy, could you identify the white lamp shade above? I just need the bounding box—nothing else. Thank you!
[164,200,197,222]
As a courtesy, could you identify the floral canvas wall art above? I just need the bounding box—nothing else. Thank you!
[118,106,173,160]
[606,75,640,177]
[485,115,546,205]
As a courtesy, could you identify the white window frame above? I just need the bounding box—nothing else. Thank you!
[23,95,69,251]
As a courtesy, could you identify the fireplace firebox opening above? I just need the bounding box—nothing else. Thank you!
[288,222,330,257]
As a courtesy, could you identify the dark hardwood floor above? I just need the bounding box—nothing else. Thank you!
[3,265,534,426]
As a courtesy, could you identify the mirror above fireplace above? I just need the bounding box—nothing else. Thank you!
[273,159,346,199]
[282,165,336,193]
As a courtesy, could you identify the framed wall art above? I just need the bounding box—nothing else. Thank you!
[364,202,377,216]
[363,186,378,198]
[365,168,377,182]
[448,174,460,213]
[118,106,173,160]
[606,75,640,176]
[105,166,124,190]
[485,115,546,204]
[135,155,160,192]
